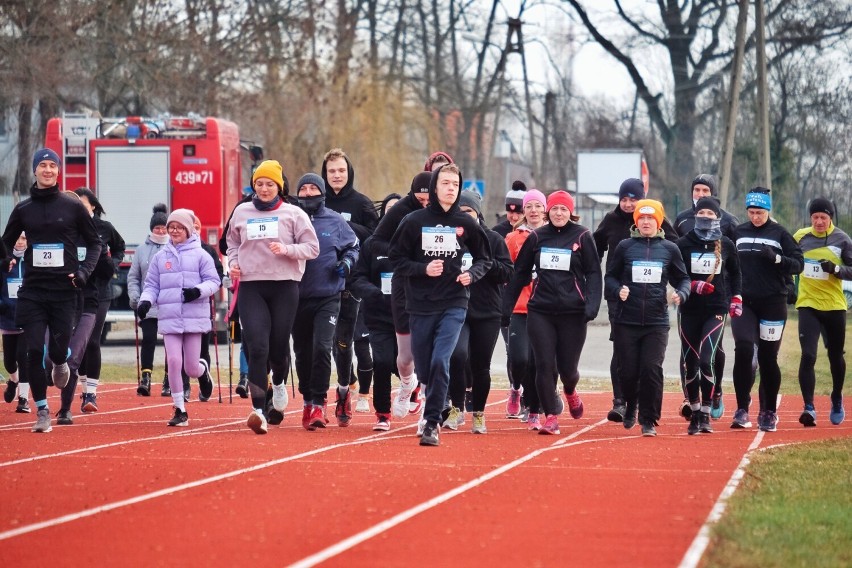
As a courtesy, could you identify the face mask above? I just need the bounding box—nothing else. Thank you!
[298,196,324,216]
[694,216,722,241]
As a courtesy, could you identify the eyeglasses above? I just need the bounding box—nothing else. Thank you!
[167,225,186,233]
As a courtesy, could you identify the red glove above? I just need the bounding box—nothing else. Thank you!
[729,296,743,318]
[691,280,715,295]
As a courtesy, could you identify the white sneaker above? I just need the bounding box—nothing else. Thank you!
[52,362,70,389]
[272,382,288,412]
[442,406,461,431]
[355,397,370,413]
[247,409,268,434]
[392,376,417,418]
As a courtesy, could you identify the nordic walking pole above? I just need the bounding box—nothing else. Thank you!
[211,297,222,403]
[133,310,141,385]
[225,277,240,404]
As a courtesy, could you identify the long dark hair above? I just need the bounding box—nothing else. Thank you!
[74,187,105,217]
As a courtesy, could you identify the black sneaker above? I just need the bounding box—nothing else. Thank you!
[623,402,638,430]
[607,398,626,423]
[183,376,190,403]
[699,411,714,433]
[56,408,73,425]
[167,408,189,427]
[137,371,151,396]
[235,374,249,398]
[267,408,284,425]
[198,359,214,402]
[419,423,440,446]
[16,397,31,414]
[641,422,657,437]
[3,380,16,404]
[679,398,692,421]
[687,411,701,435]
[161,375,171,397]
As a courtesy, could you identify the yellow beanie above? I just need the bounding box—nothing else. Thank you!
[252,160,284,189]
[633,198,664,228]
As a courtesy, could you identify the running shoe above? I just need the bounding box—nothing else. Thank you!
[247,409,268,434]
[527,413,542,431]
[235,374,249,398]
[373,413,391,431]
[442,406,461,431]
[641,422,657,437]
[168,407,189,427]
[538,414,560,435]
[355,397,371,413]
[393,376,417,418]
[32,408,52,433]
[565,390,584,419]
[759,410,778,432]
[798,404,816,427]
[710,391,724,420]
[518,406,530,423]
[506,387,522,418]
[554,389,564,415]
[335,388,352,427]
[51,362,70,389]
[623,403,638,430]
[56,408,73,426]
[137,370,152,397]
[699,410,713,433]
[730,408,752,429]
[679,398,692,421]
[161,375,171,397]
[830,399,845,425]
[198,360,214,402]
[307,404,327,431]
[607,399,626,423]
[420,423,440,446]
[409,384,423,414]
[4,380,17,404]
[272,381,288,412]
[16,397,30,414]
[301,404,312,430]
[81,393,98,413]
[471,411,487,434]
[687,412,701,435]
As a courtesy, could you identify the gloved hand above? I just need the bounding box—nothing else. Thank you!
[137,301,152,319]
[182,287,202,303]
[69,270,87,288]
[729,296,743,318]
[761,246,780,263]
[690,280,715,295]
[819,259,838,275]
[335,259,351,278]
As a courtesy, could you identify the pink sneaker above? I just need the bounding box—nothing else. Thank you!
[565,390,584,419]
[506,387,522,418]
[527,413,542,431]
[538,414,560,435]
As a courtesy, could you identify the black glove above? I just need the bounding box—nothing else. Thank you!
[760,246,779,263]
[70,270,87,288]
[137,301,152,319]
[819,259,838,274]
[182,287,202,303]
[335,259,351,278]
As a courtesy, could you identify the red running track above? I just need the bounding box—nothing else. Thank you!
[0,386,848,567]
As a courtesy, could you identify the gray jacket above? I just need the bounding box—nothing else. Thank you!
[127,236,166,319]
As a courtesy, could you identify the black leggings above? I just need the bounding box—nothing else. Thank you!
[679,311,726,406]
[2,333,27,383]
[508,314,539,413]
[79,298,110,379]
[527,311,587,416]
[139,317,160,371]
[369,327,397,414]
[730,295,787,412]
[449,317,501,412]
[613,323,668,423]
[333,290,360,387]
[238,280,298,411]
[354,330,374,394]
[798,307,846,406]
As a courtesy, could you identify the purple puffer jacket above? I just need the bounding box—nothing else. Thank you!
[139,234,221,335]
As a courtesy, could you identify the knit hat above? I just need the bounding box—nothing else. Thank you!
[505,189,525,213]
[633,199,665,228]
[745,187,772,210]
[424,151,454,171]
[252,160,285,189]
[618,178,645,200]
[150,203,168,230]
[808,197,834,218]
[410,172,432,195]
[459,190,483,217]
[167,208,196,235]
[694,197,721,218]
[546,190,575,214]
[296,173,326,196]
[691,174,717,196]
[32,148,61,172]
[522,189,547,209]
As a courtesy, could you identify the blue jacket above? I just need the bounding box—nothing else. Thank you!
[299,205,359,299]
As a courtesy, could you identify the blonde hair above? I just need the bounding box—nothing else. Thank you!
[706,239,722,284]
[323,147,348,163]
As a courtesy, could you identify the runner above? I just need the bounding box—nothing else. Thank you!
[792,197,851,426]
[1,232,30,413]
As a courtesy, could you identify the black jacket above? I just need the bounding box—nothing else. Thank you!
[676,231,742,315]
[593,205,678,272]
[491,218,513,238]
[733,220,803,300]
[604,231,691,327]
[505,222,602,320]
[322,156,378,238]
[93,216,126,300]
[675,206,740,242]
[350,235,395,330]
[389,166,492,315]
[2,185,101,293]
[372,193,422,255]
[467,226,513,320]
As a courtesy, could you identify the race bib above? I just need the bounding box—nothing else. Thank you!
[421,227,456,253]
[77,246,87,262]
[33,244,64,268]
[461,253,472,272]
[632,261,662,284]
[246,217,279,240]
[7,278,22,299]
[690,253,720,275]
[540,247,572,271]
[380,272,393,295]
[802,259,829,280]
[759,320,784,342]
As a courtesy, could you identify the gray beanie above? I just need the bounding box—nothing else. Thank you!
[459,190,483,217]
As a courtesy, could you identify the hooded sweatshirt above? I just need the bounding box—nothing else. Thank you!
[298,197,360,299]
[593,204,678,272]
[388,165,492,314]
[371,172,431,253]
[321,155,379,239]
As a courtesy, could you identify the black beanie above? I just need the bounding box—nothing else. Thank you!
[618,178,645,200]
[692,174,717,196]
[410,172,432,196]
[808,197,835,218]
[511,180,527,191]
[694,197,722,218]
[150,203,168,230]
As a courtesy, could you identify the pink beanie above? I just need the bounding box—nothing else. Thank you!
[167,208,196,235]
[522,189,547,208]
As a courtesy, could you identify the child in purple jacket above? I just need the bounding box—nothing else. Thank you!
[137,209,221,427]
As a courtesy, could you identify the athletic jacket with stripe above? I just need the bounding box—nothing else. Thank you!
[733,220,803,300]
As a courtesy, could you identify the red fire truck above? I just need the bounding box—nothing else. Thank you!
[44,112,262,338]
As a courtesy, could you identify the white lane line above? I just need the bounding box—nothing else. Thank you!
[288,419,609,568]
[0,430,409,541]
[678,395,781,568]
